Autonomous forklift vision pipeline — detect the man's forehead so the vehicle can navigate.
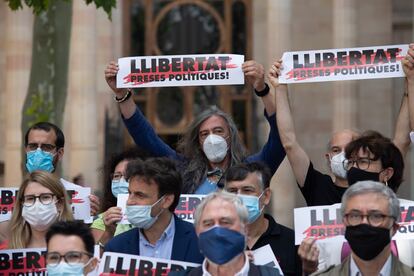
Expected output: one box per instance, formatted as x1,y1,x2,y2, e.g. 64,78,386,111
226,173,260,189
28,129,57,143
345,193,389,212
199,115,228,131
202,198,238,218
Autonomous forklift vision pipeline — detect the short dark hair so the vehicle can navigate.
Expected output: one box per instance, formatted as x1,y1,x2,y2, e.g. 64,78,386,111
24,122,65,149
345,130,404,192
101,147,150,212
46,221,94,255
126,157,182,212
225,162,272,190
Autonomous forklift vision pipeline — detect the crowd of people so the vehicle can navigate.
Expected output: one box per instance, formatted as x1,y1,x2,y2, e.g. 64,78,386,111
1,45,414,276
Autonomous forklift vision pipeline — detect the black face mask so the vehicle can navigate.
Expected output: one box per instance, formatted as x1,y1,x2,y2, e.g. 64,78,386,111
347,167,380,186
345,224,391,261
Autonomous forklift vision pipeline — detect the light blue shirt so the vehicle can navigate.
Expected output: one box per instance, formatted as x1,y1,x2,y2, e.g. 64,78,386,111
139,215,175,259
350,254,392,276
195,178,218,194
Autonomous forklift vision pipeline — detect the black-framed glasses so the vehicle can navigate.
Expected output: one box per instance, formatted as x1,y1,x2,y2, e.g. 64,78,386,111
344,212,393,227
46,251,92,267
26,143,57,153
343,157,377,171
23,193,56,207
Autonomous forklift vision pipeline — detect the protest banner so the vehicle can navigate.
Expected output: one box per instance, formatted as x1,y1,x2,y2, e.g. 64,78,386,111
294,199,414,245
252,244,284,275
0,248,46,275
174,194,206,223
0,188,18,223
98,252,199,276
117,54,245,88
61,179,92,222
117,194,206,224
279,44,408,83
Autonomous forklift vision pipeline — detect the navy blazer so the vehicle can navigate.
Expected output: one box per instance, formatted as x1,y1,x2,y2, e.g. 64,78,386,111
104,215,203,264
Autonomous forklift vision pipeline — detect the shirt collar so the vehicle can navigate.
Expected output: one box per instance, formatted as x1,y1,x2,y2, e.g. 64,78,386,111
349,254,392,276
139,215,175,245
201,253,250,276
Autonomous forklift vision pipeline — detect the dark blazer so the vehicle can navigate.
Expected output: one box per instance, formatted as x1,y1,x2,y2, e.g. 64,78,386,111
104,215,204,264
168,262,282,276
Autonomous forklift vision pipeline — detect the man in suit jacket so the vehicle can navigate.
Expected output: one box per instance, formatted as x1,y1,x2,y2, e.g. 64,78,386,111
312,181,413,276
169,192,282,276
104,157,203,264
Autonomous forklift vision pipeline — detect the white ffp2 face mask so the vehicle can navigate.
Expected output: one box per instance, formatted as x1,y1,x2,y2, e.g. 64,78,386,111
22,200,59,231
330,151,347,179
202,134,228,163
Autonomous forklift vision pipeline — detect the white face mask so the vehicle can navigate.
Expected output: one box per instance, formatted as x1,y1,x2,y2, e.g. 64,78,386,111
202,134,228,163
330,151,347,179
125,196,165,230
22,200,59,231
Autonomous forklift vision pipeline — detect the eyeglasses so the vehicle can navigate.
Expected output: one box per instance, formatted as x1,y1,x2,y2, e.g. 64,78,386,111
344,212,393,227
26,143,57,153
23,193,56,207
343,157,377,171
46,251,92,267
111,172,125,181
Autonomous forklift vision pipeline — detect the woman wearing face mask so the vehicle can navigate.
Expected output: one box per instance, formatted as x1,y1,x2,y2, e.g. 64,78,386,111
6,171,73,249
90,147,148,248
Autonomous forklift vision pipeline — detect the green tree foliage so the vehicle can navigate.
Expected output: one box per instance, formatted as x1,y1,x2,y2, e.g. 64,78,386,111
5,0,115,18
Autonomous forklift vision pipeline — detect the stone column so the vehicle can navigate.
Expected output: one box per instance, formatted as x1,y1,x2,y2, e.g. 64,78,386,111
253,0,296,228
94,4,123,190
332,0,358,131
66,1,98,190
3,6,33,187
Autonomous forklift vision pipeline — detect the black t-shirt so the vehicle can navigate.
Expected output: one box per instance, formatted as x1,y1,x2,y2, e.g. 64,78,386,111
250,214,302,276
299,162,347,206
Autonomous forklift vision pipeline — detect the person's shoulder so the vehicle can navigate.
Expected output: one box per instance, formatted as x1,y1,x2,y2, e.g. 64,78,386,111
394,256,414,275
250,263,283,276
174,216,196,231
168,266,202,276
310,264,342,276
105,227,139,248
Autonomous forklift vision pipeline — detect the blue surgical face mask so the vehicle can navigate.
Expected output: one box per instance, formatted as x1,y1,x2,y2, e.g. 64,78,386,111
111,177,129,197
198,226,245,265
47,262,84,276
26,148,55,173
126,196,165,229
238,192,265,224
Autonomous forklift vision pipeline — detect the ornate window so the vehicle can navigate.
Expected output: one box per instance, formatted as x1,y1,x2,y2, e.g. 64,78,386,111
124,0,253,149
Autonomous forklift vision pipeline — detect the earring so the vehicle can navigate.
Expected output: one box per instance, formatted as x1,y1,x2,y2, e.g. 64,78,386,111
385,180,388,186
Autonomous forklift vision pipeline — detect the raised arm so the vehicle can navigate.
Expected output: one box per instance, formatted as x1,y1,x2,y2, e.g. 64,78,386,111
269,60,310,187
392,88,410,157
105,61,136,119
104,61,178,159
243,60,285,174
404,44,414,149
242,60,275,115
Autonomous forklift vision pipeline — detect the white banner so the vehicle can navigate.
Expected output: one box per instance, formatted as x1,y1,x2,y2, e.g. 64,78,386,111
252,245,283,275
98,252,199,275
61,179,92,222
279,44,408,83
0,247,46,275
294,199,414,245
117,194,206,224
0,188,18,222
117,54,245,88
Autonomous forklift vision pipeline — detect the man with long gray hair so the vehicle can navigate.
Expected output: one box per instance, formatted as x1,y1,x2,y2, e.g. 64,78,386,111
105,60,285,193
312,181,413,275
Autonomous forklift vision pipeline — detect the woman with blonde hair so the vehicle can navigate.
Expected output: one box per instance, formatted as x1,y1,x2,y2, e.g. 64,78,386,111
7,171,73,249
